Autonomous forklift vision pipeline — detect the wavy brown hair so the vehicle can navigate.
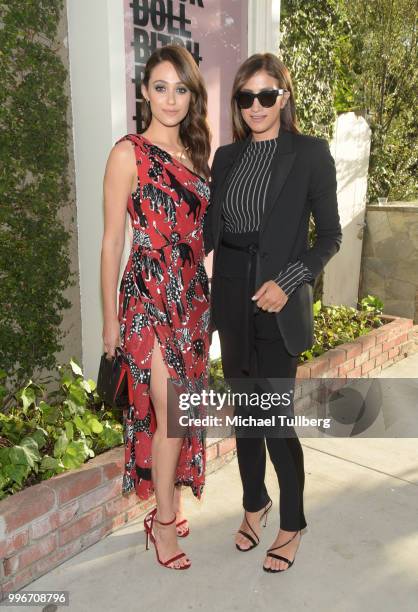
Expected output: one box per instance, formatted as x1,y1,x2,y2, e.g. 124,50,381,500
141,45,211,179
231,53,300,142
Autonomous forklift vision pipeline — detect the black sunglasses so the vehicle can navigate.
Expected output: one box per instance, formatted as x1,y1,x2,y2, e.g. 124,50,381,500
235,88,287,109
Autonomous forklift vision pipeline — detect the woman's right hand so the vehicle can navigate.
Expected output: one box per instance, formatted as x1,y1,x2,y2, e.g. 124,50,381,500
103,316,121,358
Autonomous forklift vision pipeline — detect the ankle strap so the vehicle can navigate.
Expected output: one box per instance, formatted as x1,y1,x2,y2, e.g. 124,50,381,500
154,513,176,526
268,530,300,552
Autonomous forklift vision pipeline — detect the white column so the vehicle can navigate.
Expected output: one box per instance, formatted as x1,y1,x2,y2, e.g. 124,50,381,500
323,113,371,307
248,0,281,56
67,0,128,379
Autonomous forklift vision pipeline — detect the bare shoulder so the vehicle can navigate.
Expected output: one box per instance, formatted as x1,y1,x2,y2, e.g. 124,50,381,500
112,137,137,159
105,138,137,173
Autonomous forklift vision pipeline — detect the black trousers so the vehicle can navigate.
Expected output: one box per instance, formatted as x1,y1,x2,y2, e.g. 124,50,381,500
215,231,307,531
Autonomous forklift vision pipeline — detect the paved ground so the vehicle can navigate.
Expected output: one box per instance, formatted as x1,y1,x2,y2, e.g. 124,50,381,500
375,350,418,378
17,354,418,612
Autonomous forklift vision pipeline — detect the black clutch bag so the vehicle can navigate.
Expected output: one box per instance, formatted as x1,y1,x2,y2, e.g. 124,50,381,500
96,347,129,409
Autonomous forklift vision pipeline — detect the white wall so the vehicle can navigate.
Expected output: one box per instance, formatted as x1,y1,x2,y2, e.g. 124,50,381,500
67,0,128,379
248,0,281,55
323,112,371,307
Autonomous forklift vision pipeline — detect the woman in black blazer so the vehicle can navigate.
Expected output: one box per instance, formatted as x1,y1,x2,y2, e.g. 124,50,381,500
204,53,342,573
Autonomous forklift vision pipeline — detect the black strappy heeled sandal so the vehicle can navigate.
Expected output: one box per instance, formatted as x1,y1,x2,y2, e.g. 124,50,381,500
263,529,301,572
236,500,273,552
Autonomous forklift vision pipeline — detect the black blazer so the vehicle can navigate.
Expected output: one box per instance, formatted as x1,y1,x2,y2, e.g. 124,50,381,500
203,128,343,356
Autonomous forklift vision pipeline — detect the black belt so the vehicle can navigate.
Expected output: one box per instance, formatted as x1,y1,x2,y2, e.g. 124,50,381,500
220,239,259,255
219,237,260,375
220,238,260,312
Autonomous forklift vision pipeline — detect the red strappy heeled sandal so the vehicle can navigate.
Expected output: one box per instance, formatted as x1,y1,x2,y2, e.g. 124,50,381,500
144,508,191,570
263,529,301,573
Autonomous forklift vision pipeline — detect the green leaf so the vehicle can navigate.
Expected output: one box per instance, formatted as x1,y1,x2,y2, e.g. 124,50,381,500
313,300,322,316
64,421,74,441
30,428,47,450
0,473,10,489
9,439,40,468
53,432,68,457
68,382,86,407
39,400,60,424
88,418,103,434
87,378,97,392
40,455,59,471
70,359,83,377
73,415,84,431
4,463,30,486
61,372,73,389
81,379,92,394
20,385,36,411
62,440,89,469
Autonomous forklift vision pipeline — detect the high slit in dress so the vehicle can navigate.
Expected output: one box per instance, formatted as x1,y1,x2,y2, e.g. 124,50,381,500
116,133,211,501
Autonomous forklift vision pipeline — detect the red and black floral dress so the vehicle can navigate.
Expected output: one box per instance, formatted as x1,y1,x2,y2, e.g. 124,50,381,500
116,133,211,501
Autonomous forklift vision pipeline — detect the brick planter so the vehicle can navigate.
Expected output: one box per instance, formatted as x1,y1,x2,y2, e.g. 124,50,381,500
0,438,236,598
295,314,418,380
1,314,417,598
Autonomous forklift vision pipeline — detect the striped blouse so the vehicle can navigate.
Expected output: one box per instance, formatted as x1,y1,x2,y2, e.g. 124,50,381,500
221,136,314,296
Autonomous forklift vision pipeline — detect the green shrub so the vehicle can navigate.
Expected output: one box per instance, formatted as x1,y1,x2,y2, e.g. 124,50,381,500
0,359,123,500
300,294,384,361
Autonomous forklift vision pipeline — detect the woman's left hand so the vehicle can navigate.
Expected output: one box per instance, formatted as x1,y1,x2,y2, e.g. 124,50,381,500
252,281,289,312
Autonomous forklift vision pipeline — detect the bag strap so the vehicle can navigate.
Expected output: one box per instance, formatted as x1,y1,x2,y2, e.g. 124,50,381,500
121,362,134,405
113,357,134,406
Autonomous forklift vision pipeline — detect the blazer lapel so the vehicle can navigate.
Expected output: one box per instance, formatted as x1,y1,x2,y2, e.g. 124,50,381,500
259,129,296,236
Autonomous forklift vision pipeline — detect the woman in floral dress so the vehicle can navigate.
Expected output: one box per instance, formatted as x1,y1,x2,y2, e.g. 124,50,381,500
100,45,211,570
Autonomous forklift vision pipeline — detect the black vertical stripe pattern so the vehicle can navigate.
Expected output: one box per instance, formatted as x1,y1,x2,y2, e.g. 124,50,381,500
222,137,279,233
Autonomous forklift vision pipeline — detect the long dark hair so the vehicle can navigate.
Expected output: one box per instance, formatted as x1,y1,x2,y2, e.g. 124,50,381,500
141,45,211,179
231,53,300,141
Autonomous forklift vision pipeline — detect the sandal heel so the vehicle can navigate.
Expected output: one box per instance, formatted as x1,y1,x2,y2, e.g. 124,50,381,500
263,513,269,528
236,500,273,552
262,501,273,528
143,507,191,570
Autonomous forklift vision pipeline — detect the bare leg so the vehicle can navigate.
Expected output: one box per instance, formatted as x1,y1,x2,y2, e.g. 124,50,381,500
173,484,188,536
150,334,190,568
